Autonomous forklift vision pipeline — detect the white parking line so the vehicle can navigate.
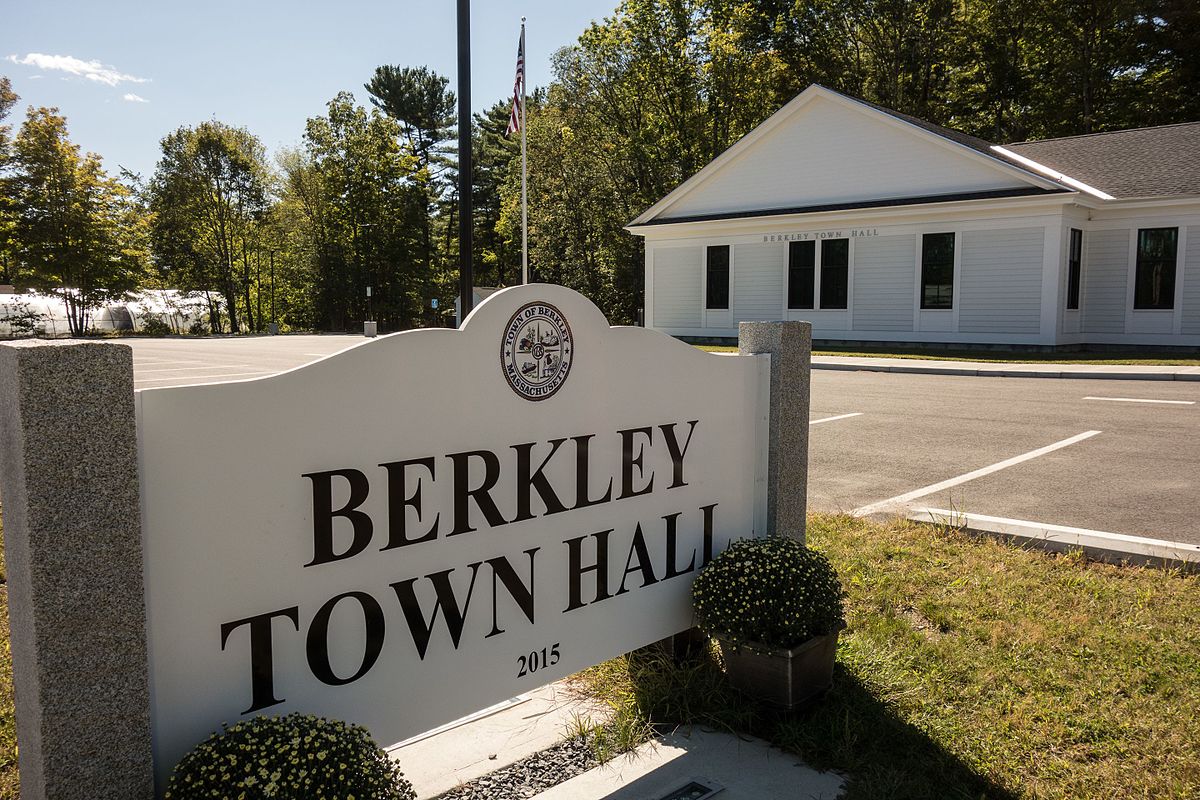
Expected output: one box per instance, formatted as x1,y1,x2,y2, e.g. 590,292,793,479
911,507,1200,565
1084,396,1194,405
810,412,863,425
853,430,1102,516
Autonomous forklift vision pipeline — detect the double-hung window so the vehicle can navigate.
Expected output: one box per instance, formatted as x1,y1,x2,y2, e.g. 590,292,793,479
1066,229,1082,310
920,232,955,310
1133,228,1178,310
787,241,815,309
820,239,849,309
705,245,730,310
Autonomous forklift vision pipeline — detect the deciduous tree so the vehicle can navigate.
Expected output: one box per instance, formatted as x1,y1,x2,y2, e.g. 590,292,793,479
148,121,271,333
10,107,147,335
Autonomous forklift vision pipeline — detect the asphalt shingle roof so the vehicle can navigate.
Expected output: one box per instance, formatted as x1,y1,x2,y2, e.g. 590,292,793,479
851,88,1200,199
1004,123,1200,199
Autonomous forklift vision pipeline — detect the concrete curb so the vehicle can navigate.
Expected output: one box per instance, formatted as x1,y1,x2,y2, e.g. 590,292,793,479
813,360,1200,381
907,508,1200,570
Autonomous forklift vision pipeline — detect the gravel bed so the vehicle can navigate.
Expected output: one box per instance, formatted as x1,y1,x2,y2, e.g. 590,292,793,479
433,734,598,799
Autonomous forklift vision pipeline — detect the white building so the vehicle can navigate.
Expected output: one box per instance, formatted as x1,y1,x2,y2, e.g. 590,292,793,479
627,85,1200,347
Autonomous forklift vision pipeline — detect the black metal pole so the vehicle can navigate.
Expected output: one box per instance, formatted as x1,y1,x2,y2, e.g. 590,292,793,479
457,0,473,326
270,250,275,325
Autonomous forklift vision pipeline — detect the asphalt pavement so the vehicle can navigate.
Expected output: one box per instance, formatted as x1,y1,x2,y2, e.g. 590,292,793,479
118,334,1200,546
809,369,1199,544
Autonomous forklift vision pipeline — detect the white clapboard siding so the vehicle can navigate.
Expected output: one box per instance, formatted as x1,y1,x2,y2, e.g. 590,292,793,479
663,94,1029,219
1083,229,1130,334
734,243,784,323
959,228,1044,334
1182,226,1200,335
852,235,916,330
653,246,703,328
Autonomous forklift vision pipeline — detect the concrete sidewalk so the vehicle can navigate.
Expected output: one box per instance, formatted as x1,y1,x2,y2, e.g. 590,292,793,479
533,728,844,800
812,355,1200,381
391,682,844,800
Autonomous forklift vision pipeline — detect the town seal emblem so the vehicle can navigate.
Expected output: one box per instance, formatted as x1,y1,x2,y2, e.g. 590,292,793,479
501,302,574,401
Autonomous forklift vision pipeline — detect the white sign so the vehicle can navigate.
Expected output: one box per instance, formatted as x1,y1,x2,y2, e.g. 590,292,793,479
137,284,768,785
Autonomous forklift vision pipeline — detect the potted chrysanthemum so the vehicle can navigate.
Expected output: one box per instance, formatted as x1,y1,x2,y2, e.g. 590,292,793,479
692,536,845,709
165,713,415,800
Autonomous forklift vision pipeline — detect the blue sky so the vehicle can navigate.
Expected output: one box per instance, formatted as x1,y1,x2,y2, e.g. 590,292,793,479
3,0,619,180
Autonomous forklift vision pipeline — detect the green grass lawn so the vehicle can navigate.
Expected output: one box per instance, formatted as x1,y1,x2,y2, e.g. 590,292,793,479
578,515,1200,800
1,513,1197,799
695,344,1200,365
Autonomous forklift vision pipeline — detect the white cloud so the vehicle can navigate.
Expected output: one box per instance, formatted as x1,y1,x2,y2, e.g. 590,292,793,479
6,53,149,87
123,93,149,103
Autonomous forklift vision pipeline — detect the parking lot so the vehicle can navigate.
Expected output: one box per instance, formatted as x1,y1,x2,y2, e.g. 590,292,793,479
809,369,1199,545
123,335,1200,546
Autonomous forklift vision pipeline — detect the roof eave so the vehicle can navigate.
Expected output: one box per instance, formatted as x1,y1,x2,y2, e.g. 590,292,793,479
626,188,1077,234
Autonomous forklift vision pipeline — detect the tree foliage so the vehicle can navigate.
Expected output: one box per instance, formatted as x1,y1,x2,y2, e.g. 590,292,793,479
281,92,426,330
365,66,457,314
148,121,271,333
10,107,146,334
0,76,21,284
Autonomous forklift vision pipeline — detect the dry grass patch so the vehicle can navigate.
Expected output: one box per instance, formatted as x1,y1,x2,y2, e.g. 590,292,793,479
0,513,16,800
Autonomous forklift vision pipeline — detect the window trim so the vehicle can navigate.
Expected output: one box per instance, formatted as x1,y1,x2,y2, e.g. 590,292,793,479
787,240,815,310
920,232,955,311
818,238,849,310
704,244,730,311
1066,228,1082,311
1132,227,1178,311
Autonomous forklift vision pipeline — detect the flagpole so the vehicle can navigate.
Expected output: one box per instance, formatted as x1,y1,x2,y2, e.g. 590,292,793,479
457,0,473,324
520,18,528,285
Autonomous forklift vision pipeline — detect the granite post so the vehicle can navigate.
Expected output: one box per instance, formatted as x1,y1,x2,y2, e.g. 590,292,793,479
739,321,812,542
0,341,154,800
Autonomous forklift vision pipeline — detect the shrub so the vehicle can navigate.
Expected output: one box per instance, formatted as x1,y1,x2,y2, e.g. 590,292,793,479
692,536,844,651
164,713,415,800
138,312,173,336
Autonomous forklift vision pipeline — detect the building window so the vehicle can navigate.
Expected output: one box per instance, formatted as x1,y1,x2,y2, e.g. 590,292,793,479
705,245,729,310
820,239,848,309
920,232,955,310
1066,229,1082,310
787,241,815,309
1134,228,1178,310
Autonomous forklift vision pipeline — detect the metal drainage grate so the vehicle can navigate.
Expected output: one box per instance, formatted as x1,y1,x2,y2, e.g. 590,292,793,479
654,777,724,800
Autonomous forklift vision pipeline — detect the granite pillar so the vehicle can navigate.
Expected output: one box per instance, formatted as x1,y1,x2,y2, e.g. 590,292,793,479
738,321,812,542
0,340,154,800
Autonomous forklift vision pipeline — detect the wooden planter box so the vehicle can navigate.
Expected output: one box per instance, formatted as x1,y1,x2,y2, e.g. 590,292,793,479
717,627,841,710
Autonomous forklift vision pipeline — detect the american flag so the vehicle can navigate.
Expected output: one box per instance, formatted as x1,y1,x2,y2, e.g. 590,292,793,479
506,26,525,137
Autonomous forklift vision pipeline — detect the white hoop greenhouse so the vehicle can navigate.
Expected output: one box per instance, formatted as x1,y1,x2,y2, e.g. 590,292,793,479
0,290,216,339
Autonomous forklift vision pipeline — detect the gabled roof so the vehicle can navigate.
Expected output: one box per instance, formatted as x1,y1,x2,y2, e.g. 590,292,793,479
629,85,1073,228
1003,123,1200,199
